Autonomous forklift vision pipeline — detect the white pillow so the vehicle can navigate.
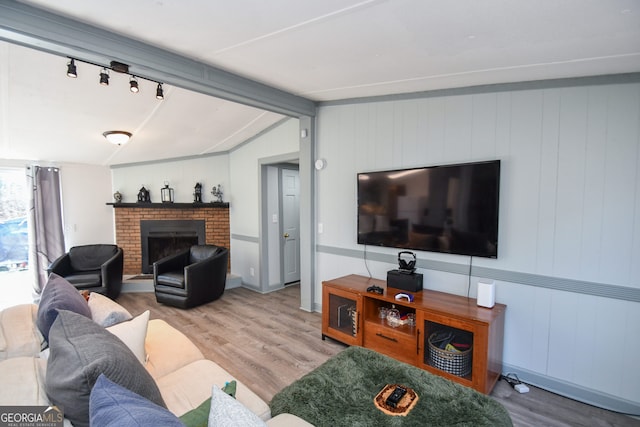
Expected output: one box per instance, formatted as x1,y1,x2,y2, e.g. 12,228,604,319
88,292,133,327
208,385,266,427
106,310,149,365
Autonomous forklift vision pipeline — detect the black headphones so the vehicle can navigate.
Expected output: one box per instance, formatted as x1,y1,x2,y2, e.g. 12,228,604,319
398,251,416,271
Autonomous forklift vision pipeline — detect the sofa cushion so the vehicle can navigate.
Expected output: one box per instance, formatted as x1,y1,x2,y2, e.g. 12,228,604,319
0,356,48,406
68,244,117,272
0,304,44,359
106,310,149,365
90,374,183,427
208,385,266,427
36,273,91,342
45,310,165,427
88,292,132,327
144,319,204,380
155,359,270,420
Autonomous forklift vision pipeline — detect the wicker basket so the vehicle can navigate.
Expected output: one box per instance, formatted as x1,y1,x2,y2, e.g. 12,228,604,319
428,332,472,377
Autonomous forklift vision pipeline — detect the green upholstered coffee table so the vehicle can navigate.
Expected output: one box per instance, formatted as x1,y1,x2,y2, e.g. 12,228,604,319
270,346,512,427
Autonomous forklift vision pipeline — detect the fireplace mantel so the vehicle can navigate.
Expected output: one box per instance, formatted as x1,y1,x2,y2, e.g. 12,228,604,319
107,202,229,209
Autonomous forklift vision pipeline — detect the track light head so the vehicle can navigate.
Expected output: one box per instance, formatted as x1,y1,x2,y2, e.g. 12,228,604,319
66,59,77,78
129,76,139,93
156,83,164,100
99,68,109,86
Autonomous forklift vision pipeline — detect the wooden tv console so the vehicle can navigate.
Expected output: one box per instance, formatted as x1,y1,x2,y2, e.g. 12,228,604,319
321,274,506,394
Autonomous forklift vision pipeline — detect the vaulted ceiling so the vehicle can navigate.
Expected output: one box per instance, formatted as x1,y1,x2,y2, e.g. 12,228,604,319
1,0,639,166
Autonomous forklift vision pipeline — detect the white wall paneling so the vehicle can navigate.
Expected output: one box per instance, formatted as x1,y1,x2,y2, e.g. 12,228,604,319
111,155,229,204
60,163,114,248
314,81,640,411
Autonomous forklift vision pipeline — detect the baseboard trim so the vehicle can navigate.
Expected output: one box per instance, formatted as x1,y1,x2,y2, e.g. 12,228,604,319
502,363,640,416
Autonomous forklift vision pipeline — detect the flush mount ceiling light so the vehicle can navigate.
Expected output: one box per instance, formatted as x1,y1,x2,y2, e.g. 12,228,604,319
66,58,77,78
99,68,109,86
102,131,132,146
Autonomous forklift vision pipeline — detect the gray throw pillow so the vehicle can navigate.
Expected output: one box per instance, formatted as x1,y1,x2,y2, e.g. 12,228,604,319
208,385,266,427
45,310,165,427
36,273,91,342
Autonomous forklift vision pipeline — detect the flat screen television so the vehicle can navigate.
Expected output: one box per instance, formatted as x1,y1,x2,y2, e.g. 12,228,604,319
357,160,500,258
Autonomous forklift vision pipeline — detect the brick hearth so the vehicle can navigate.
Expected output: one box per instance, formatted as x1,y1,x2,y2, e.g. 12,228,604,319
112,204,230,275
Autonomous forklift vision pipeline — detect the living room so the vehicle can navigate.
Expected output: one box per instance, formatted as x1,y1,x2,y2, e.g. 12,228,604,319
1,1,639,424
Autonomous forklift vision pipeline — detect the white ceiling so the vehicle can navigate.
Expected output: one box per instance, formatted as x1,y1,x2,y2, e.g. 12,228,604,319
1,0,639,166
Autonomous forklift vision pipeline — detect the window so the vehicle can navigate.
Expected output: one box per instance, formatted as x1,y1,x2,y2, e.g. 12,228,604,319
0,168,31,308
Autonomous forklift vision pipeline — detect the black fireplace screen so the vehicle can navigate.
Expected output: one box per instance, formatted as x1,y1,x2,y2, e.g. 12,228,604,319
140,220,206,273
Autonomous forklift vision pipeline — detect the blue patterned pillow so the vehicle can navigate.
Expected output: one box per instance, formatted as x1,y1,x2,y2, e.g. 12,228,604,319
90,374,183,427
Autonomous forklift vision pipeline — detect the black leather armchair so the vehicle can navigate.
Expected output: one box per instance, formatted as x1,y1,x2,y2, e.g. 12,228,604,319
47,244,124,299
153,245,228,309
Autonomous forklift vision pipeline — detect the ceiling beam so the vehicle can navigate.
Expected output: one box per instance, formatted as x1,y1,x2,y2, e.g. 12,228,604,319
0,0,316,117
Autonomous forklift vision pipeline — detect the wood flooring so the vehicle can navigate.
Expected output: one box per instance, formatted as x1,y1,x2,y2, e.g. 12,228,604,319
117,284,639,427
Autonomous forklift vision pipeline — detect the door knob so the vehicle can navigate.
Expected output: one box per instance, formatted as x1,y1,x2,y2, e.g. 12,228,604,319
283,233,290,238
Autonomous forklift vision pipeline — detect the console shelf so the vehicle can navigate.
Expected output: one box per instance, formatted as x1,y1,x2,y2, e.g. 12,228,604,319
321,274,506,394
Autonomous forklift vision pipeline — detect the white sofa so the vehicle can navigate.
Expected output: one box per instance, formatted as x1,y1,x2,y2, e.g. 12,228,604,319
0,304,311,426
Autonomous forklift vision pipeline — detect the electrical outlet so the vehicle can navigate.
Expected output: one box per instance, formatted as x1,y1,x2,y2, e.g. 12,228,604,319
249,267,255,277
318,223,323,234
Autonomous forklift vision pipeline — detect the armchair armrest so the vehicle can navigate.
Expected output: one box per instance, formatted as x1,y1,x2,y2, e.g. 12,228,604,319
184,252,218,281
101,248,124,296
184,248,228,293
47,253,72,277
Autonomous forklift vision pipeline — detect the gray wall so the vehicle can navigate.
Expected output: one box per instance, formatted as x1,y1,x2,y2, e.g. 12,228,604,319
313,81,640,412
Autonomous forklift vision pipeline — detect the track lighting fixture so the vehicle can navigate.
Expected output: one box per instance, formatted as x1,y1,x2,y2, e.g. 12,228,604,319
66,59,77,78
103,131,132,146
65,57,164,100
99,68,109,86
129,77,139,93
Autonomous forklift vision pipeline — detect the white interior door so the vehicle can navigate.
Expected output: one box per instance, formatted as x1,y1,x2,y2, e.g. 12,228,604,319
281,168,300,284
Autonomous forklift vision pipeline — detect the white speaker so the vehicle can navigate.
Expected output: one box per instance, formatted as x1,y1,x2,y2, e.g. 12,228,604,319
477,280,495,308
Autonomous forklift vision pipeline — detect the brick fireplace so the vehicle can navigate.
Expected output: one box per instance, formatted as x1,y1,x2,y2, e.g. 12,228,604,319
112,203,230,275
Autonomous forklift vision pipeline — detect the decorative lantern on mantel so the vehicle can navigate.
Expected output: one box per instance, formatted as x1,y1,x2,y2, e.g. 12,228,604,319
161,181,174,203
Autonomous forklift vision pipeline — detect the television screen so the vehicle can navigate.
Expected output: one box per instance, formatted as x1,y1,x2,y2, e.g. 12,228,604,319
357,160,500,258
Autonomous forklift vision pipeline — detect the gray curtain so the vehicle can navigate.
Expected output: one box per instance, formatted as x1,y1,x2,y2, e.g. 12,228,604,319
27,166,65,293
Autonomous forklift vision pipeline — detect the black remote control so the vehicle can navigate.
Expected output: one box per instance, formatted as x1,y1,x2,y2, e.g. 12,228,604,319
385,386,407,408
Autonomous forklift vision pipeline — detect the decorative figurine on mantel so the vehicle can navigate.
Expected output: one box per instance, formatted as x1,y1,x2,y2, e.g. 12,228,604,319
193,183,203,203
211,184,223,203
137,186,151,203
113,191,123,204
